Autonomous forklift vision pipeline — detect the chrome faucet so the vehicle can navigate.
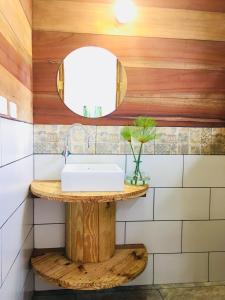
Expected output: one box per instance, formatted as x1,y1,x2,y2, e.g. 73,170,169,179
61,123,90,163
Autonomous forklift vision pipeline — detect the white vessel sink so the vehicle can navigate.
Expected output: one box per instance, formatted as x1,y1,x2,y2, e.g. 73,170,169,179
61,163,124,192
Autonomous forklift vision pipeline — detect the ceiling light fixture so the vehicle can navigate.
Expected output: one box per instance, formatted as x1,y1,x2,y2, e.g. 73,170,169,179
114,0,137,24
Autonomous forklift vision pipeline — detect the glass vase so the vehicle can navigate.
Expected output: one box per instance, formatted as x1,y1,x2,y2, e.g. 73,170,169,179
125,160,149,186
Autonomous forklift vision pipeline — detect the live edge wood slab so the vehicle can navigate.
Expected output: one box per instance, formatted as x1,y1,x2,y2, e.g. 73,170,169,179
30,180,149,290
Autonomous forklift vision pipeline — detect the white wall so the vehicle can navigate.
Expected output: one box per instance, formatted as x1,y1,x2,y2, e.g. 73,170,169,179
0,117,34,300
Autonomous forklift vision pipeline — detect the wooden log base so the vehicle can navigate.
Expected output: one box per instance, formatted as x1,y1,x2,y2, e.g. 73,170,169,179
31,245,148,290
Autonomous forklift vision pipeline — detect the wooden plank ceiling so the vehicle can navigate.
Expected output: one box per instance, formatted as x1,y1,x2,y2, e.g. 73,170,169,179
33,0,225,126
0,0,32,123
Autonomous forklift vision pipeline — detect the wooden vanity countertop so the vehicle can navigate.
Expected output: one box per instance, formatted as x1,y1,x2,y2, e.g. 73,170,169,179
30,180,148,203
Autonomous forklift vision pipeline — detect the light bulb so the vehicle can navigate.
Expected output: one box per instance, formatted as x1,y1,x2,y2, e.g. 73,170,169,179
114,0,137,24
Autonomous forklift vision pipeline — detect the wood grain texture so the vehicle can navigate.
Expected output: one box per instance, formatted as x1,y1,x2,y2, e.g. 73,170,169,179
66,203,84,263
0,0,32,56
30,180,149,203
0,32,32,90
63,0,225,13
0,0,32,123
0,10,31,72
32,0,225,126
31,245,148,290
83,203,99,263
98,202,115,262
65,202,115,263
19,0,32,25
33,62,225,94
33,32,225,71
33,1,225,42
33,93,225,126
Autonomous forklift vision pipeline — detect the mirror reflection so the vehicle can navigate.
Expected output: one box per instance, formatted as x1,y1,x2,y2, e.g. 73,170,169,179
57,46,127,118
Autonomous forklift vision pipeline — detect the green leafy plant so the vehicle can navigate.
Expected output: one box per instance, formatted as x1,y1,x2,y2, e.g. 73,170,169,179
121,117,157,185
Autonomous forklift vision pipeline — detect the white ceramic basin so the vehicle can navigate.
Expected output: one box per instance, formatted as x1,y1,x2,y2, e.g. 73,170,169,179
61,163,124,192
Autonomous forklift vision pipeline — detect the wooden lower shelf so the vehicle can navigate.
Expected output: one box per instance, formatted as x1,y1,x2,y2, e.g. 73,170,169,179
31,244,148,290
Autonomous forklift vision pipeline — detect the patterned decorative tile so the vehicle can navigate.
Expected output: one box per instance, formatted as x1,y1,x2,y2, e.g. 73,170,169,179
143,141,155,155
189,128,212,154
34,125,96,154
120,137,154,155
96,126,122,154
212,128,225,154
155,128,189,155
68,125,96,154
201,128,212,154
189,128,201,154
34,125,225,155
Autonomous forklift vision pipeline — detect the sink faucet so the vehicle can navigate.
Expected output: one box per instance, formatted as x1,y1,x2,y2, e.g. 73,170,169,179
61,123,91,164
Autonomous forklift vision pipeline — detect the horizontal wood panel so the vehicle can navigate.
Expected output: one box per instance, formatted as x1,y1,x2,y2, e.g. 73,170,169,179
33,62,225,94
19,0,32,26
33,31,225,70
33,1,225,126
33,93,225,126
69,0,225,13
0,0,32,56
0,0,32,123
126,68,225,94
0,64,33,122
0,32,32,90
0,9,31,67
33,1,225,42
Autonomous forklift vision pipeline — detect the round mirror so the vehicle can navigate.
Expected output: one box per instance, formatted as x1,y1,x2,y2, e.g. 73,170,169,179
57,46,127,118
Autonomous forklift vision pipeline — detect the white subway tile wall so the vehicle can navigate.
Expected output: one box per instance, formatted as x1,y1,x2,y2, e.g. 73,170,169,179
116,189,153,221
2,198,33,281
183,221,225,252
34,198,65,224
183,156,225,187
0,117,33,298
0,231,34,300
210,189,225,220
154,188,210,220
154,253,208,284
34,224,65,249
33,125,225,290
209,252,225,282
0,156,33,226
1,118,33,166
127,155,183,187
126,221,181,253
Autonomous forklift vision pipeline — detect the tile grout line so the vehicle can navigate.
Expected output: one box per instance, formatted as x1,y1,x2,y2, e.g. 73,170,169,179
208,252,210,282
181,220,183,253
1,226,33,286
153,188,155,221
0,153,33,169
182,154,184,187
0,196,31,230
152,253,155,285
209,188,212,220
